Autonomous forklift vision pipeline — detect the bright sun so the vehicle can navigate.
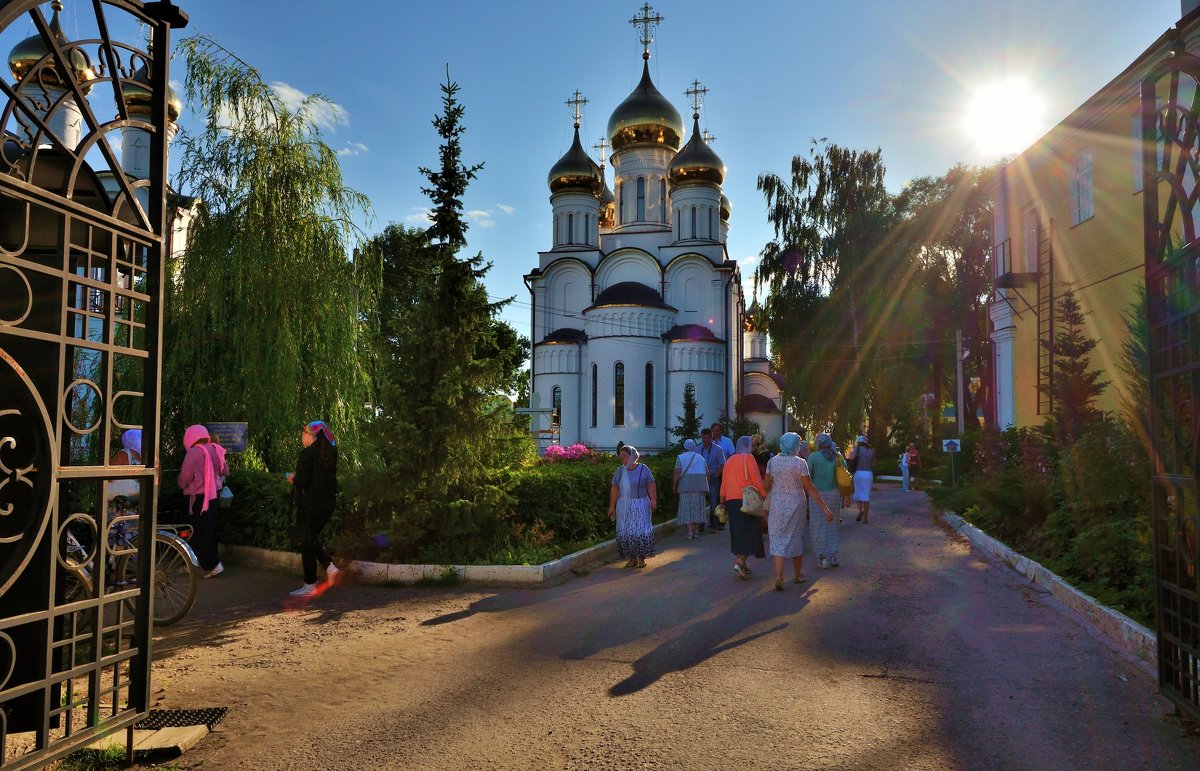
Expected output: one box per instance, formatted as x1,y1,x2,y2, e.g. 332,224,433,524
962,80,1046,158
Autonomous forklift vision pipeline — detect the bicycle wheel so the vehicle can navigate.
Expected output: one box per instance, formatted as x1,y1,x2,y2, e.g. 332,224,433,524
118,533,199,627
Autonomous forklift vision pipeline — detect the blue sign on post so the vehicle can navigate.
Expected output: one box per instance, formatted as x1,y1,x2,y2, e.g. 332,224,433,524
205,422,248,452
942,439,961,453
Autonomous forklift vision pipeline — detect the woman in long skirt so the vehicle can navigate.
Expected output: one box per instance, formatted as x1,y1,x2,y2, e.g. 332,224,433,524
673,439,709,539
805,433,844,569
764,432,836,590
720,435,766,579
608,445,657,568
848,435,876,523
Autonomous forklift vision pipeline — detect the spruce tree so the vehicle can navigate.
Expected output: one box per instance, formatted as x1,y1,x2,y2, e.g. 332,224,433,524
367,72,529,552
671,383,703,447
1039,288,1108,442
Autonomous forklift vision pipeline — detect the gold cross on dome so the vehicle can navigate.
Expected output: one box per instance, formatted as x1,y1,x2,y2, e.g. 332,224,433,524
565,90,589,127
702,129,716,145
593,136,609,167
630,3,664,56
685,79,708,117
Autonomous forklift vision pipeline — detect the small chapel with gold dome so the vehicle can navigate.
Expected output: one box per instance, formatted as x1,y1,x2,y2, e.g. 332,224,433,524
525,5,787,451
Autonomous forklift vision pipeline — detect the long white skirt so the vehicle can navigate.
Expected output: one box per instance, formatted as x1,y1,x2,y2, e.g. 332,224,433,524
852,470,873,502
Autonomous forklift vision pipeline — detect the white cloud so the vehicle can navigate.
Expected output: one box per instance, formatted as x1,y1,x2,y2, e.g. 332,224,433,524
336,141,369,157
270,81,349,131
466,209,495,228
496,203,516,216
403,208,433,225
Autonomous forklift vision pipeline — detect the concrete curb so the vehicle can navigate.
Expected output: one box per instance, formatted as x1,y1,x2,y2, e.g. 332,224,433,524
221,517,678,587
940,511,1156,667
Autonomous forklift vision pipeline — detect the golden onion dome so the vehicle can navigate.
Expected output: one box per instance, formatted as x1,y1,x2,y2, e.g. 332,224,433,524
599,177,614,205
548,124,603,195
607,58,683,152
669,115,726,187
121,62,182,123
8,1,95,90
720,192,731,221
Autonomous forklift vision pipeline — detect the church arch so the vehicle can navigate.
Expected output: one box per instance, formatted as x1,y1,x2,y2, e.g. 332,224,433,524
595,248,661,292
665,254,715,326
543,260,591,332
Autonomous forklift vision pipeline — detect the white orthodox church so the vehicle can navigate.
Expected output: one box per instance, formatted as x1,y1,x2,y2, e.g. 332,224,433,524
525,9,787,451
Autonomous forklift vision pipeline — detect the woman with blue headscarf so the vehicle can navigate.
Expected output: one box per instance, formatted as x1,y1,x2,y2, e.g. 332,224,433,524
805,433,846,569
719,436,767,579
673,439,709,540
608,444,657,568
764,432,836,589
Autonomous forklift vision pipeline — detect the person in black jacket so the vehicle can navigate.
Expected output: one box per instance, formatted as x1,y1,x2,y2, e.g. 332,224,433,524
286,420,340,596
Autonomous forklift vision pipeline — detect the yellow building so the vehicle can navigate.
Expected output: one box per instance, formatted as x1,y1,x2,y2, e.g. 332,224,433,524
990,2,1200,428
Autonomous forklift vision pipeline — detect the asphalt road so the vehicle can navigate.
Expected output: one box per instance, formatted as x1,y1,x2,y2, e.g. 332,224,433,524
150,487,1199,770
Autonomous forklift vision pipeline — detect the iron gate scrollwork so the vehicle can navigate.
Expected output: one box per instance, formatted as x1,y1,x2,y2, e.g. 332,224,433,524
1143,30,1200,724
0,1,186,768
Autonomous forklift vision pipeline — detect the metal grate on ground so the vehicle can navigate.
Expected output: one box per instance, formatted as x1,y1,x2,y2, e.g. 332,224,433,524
135,707,229,731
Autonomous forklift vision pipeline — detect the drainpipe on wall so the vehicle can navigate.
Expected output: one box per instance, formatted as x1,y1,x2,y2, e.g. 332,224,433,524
723,267,734,419
523,274,535,408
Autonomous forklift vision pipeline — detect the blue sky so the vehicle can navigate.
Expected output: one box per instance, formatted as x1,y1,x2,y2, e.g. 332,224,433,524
5,0,1185,334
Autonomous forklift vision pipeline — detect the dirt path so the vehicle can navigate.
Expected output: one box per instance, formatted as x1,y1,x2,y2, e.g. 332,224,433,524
148,488,1198,770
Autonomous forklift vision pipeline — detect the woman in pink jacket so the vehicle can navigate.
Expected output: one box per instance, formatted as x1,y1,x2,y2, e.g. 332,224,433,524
177,424,229,578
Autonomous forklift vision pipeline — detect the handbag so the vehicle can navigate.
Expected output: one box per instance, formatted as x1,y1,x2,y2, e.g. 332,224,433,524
218,483,234,509
739,457,766,517
835,455,854,497
715,502,728,524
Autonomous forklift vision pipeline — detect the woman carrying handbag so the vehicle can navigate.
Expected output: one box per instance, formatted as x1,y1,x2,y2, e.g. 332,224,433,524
719,436,766,580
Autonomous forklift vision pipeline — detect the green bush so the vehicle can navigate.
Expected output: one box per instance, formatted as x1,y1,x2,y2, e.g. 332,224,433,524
941,415,1155,627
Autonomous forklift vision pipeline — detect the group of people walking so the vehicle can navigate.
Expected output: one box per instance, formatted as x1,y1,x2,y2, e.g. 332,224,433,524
608,424,884,589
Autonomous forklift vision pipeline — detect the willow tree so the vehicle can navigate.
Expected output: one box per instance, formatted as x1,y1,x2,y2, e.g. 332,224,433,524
164,36,374,468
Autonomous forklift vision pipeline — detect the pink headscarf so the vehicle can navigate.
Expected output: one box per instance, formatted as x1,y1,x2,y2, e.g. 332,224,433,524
180,424,221,513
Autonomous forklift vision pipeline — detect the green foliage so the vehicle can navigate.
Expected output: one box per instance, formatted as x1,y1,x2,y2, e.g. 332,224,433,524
939,416,1154,626
165,36,375,469
59,744,127,771
1119,285,1150,444
670,382,703,447
719,407,761,444
1038,287,1109,443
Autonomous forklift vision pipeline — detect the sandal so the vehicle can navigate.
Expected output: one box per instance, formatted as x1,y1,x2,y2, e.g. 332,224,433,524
624,558,638,568
794,575,807,583
635,559,647,568
734,562,749,580
774,579,784,591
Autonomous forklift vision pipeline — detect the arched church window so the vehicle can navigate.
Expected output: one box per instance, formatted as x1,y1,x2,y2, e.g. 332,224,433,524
645,362,654,426
691,206,697,238
709,207,715,239
552,386,562,426
591,363,598,427
675,210,681,240
584,214,590,244
618,182,624,225
659,179,667,223
636,177,646,221
614,362,625,426
567,212,574,245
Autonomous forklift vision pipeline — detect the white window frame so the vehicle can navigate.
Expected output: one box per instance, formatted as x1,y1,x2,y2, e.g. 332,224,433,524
1071,148,1094,226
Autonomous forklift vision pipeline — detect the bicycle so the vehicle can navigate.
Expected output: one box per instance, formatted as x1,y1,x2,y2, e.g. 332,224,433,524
61,495,200,627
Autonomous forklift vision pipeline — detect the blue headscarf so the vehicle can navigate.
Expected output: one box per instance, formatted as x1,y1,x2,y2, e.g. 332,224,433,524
779,432,801,457
816,432,836,462
307,420,336,446
736,435,753,454
683,439,697,452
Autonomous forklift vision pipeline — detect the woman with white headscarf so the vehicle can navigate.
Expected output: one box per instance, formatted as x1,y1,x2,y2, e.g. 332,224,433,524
673,439,709,540
106,429,143,503
764,432,835,589
608,445,657,568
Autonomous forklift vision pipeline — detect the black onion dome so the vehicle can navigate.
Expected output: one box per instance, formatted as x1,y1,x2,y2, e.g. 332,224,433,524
607,60,684,152
548,125,603,195
542,327,588,343
600,178,615,205
669,116,725,187
741,393,780,414
661,324,721,343
586,281,672,310
720,192,732,221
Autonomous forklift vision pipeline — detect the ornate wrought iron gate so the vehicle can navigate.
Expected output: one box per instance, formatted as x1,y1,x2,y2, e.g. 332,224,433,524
0,1,186,767
1143,32,1200,724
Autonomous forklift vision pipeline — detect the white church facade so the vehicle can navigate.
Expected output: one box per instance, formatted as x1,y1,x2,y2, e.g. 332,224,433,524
525,8,786,451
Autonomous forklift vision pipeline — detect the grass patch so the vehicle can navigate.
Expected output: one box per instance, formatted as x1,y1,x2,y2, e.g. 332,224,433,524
58,744,126,771
412,567,461,588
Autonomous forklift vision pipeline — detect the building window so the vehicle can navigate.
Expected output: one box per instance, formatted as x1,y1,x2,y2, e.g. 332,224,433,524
675,210,681,239
1131,113,1143,194
659,179,667,223
614,362,625,426
644,362,654,426
567,212,574,244
584,214,590,244
709,207,715,238
636,177,646,221
691,206,697,238
552,386,562,426
1022,207,1039,274
591,363,597,427
1071,148,1094,225
618,182,624,225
